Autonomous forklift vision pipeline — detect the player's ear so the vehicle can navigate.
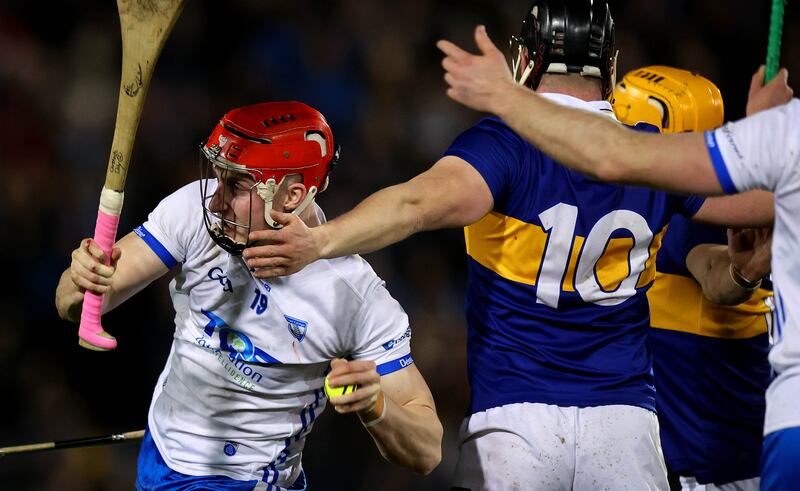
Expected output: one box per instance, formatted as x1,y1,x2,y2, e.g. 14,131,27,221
282,182,308,212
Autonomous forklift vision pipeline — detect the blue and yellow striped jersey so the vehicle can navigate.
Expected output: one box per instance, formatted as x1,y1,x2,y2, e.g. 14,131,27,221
444,100,704,415
648,214,772,484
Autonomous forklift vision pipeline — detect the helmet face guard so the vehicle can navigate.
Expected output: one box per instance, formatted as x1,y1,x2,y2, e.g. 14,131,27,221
613,66,724,133
200,150,261,255
199,101,339,255
510,0,616,100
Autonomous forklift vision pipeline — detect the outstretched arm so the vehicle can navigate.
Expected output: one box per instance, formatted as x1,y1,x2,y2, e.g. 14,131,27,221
326,359,443,475
55,232,169,322
437,25,793,196
243,156,493,278
693,191,774,228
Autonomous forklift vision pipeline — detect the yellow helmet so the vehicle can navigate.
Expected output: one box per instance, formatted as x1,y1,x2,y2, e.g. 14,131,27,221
613,66,723,134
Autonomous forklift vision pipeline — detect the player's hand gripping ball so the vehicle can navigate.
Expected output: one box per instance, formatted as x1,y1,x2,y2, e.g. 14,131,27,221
324,375,359,398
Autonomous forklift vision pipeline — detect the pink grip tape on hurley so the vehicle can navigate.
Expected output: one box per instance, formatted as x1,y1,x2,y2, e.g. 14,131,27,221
78,207,121,351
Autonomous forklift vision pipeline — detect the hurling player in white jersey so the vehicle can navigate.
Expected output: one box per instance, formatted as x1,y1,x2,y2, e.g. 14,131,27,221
438,25,797,491
55,102,443,490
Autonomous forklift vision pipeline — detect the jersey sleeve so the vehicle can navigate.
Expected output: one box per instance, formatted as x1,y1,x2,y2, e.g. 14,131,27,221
671,193,706,217
442,117,526,206
348,278,414,376
134,180,209,268
705,99,800,194
656,215,727,277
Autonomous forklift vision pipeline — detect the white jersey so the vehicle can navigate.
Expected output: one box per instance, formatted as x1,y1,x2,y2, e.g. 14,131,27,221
705,98,800,435
132,180,414,486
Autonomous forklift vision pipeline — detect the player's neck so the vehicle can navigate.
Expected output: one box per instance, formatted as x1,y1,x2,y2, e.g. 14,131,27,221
536,74,603,102
290,203,321,228
303,207,321,228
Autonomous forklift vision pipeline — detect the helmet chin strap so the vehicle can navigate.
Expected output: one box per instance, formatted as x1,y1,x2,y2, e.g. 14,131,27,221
255,178,318,229
512,45,534,86
608,50,619,102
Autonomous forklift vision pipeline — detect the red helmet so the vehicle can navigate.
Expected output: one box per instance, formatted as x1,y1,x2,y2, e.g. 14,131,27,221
203,101,338,189
200,102,339,254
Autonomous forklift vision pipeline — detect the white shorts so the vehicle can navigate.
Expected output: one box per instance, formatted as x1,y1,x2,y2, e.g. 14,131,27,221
452,402,668,491
679,476,760,491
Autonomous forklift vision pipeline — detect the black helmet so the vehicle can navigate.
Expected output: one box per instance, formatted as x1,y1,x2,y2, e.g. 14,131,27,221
511,0,616,99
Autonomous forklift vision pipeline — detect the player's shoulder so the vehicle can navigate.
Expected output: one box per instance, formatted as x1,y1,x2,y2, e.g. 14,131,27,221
312,254,383,302
450,115,524,146
290,206,385,301
462,116,543,163
734,98,800,131
786,97,800,114
158,179,208,210
470,116,521,139
768,98,800,128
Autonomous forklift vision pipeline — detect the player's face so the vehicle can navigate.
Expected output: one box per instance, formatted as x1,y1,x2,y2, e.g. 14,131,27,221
209,166,261,244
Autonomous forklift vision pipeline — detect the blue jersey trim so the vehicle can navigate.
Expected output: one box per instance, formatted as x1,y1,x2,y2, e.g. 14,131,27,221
704,131,738,195
774,290,785,342
134,225,178,269
377,354,414,376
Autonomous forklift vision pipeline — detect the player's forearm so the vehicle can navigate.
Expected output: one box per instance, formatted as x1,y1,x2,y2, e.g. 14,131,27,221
363,397,443,475
699,252,757,306
315,183,430,259
693,191,775,228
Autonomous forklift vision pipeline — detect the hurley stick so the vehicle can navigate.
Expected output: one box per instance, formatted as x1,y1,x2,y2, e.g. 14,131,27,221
1,430,145,457
79,0,185,351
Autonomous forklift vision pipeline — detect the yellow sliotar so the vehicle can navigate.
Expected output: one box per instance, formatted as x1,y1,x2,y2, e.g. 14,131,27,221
324,375,359,398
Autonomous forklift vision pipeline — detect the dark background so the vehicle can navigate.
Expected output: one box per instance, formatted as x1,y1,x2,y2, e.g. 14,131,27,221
0,1,797,489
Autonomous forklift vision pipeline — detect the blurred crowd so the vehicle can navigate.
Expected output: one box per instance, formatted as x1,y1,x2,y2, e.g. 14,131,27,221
0,1,797,489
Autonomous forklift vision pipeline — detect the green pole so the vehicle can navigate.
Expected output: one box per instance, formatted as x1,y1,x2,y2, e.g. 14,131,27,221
765,0,786,82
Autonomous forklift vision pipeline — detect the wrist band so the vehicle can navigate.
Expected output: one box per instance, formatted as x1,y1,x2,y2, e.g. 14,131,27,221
360,392,387,429
729,263,762,290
